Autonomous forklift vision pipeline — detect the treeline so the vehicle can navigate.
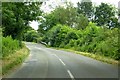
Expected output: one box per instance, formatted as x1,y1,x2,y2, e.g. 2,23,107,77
42,23,119,60
38,1,119,34
37,1,119,60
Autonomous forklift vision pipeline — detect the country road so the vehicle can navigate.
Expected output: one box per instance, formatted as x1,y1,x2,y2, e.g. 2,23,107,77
5,42,118,79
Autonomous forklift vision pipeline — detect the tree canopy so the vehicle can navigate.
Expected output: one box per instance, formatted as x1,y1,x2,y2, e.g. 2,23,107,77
2,2,42,40
94,3,115,27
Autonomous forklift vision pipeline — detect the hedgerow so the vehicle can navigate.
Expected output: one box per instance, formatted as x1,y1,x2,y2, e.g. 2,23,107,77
43,23,119,60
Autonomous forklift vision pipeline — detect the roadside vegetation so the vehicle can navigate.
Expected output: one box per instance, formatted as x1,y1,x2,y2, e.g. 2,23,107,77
23,28,41,43
2,36,21,58
0,28,2,77
1,2,42,75
1,1,119,76
42,23,119,63
1,36,29,75
37,1,119,63
54,48,118,65
22,1,119,63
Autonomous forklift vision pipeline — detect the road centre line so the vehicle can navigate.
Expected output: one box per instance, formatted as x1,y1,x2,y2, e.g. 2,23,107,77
51,54,66,66
51,54,75,80
67,70,75,80
59,58,66,66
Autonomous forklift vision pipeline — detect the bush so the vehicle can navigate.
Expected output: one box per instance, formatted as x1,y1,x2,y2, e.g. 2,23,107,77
23,30,39,43
43,23,119,60
65,31,78,43
2,36,20,58
59,42,65,48
37,37,43,43
0,28,2,59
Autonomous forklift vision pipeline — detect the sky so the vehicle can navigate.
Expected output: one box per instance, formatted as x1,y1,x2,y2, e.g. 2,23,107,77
30,0,120,30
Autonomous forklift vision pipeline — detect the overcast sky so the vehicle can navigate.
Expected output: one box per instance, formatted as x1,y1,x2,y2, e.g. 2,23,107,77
30,0,120,30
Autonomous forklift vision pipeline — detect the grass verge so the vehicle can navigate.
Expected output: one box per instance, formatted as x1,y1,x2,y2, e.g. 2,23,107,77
52,47,119,65
2,43,29,76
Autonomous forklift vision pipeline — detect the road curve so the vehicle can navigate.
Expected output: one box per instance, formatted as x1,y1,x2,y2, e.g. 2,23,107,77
5,42,118,79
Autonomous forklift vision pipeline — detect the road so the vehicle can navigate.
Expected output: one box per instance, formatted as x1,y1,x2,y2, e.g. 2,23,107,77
5,42,118,79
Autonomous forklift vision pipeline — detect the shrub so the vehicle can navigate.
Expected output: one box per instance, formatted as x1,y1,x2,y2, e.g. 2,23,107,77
65,31,78,44
43,23,119,60
59,42,65,48
23,30,39,42
0,28,2,58
2,36,20,58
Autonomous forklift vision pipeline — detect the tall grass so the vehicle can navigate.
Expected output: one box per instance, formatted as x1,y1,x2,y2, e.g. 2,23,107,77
2,44,29,75
0,28,2,77
1,36,29,75
2,36,21,58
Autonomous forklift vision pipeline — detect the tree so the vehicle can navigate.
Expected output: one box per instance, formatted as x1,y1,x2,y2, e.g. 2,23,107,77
108,17,119,28
75,14,89,30
38,3,77,34
23,30,39,42
77,0,93,21
94,3,115,26
2,2,42,41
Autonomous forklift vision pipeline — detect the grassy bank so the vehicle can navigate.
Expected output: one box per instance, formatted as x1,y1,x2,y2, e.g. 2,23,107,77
53,47,119,65
2,44,29,75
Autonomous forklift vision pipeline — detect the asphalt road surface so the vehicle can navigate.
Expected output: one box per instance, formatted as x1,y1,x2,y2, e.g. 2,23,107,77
5,42,118,79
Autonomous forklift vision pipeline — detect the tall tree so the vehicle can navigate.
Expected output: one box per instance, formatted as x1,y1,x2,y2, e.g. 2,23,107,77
75,14,89,30
77,0,93,21
2,2,42,40
94,3,115,27
38,4,77,34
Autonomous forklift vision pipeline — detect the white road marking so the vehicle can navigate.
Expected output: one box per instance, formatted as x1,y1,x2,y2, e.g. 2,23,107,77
52,54,59,58
67,70,75,80
59,59,66,66
51,54,75,80
51,54,66,66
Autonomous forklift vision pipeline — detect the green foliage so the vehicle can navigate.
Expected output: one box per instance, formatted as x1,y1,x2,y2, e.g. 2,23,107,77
2,43,29,75
77,0,93,20
37,37,43,43
23,30,39,43
2,36,21,57
43,23,119,60
42,24,75,47
38,3,91,35
2,2,42,40
38,4,83,34
0,28,2,58
94,3,115,27
65,31,78,44
75,14,89,30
